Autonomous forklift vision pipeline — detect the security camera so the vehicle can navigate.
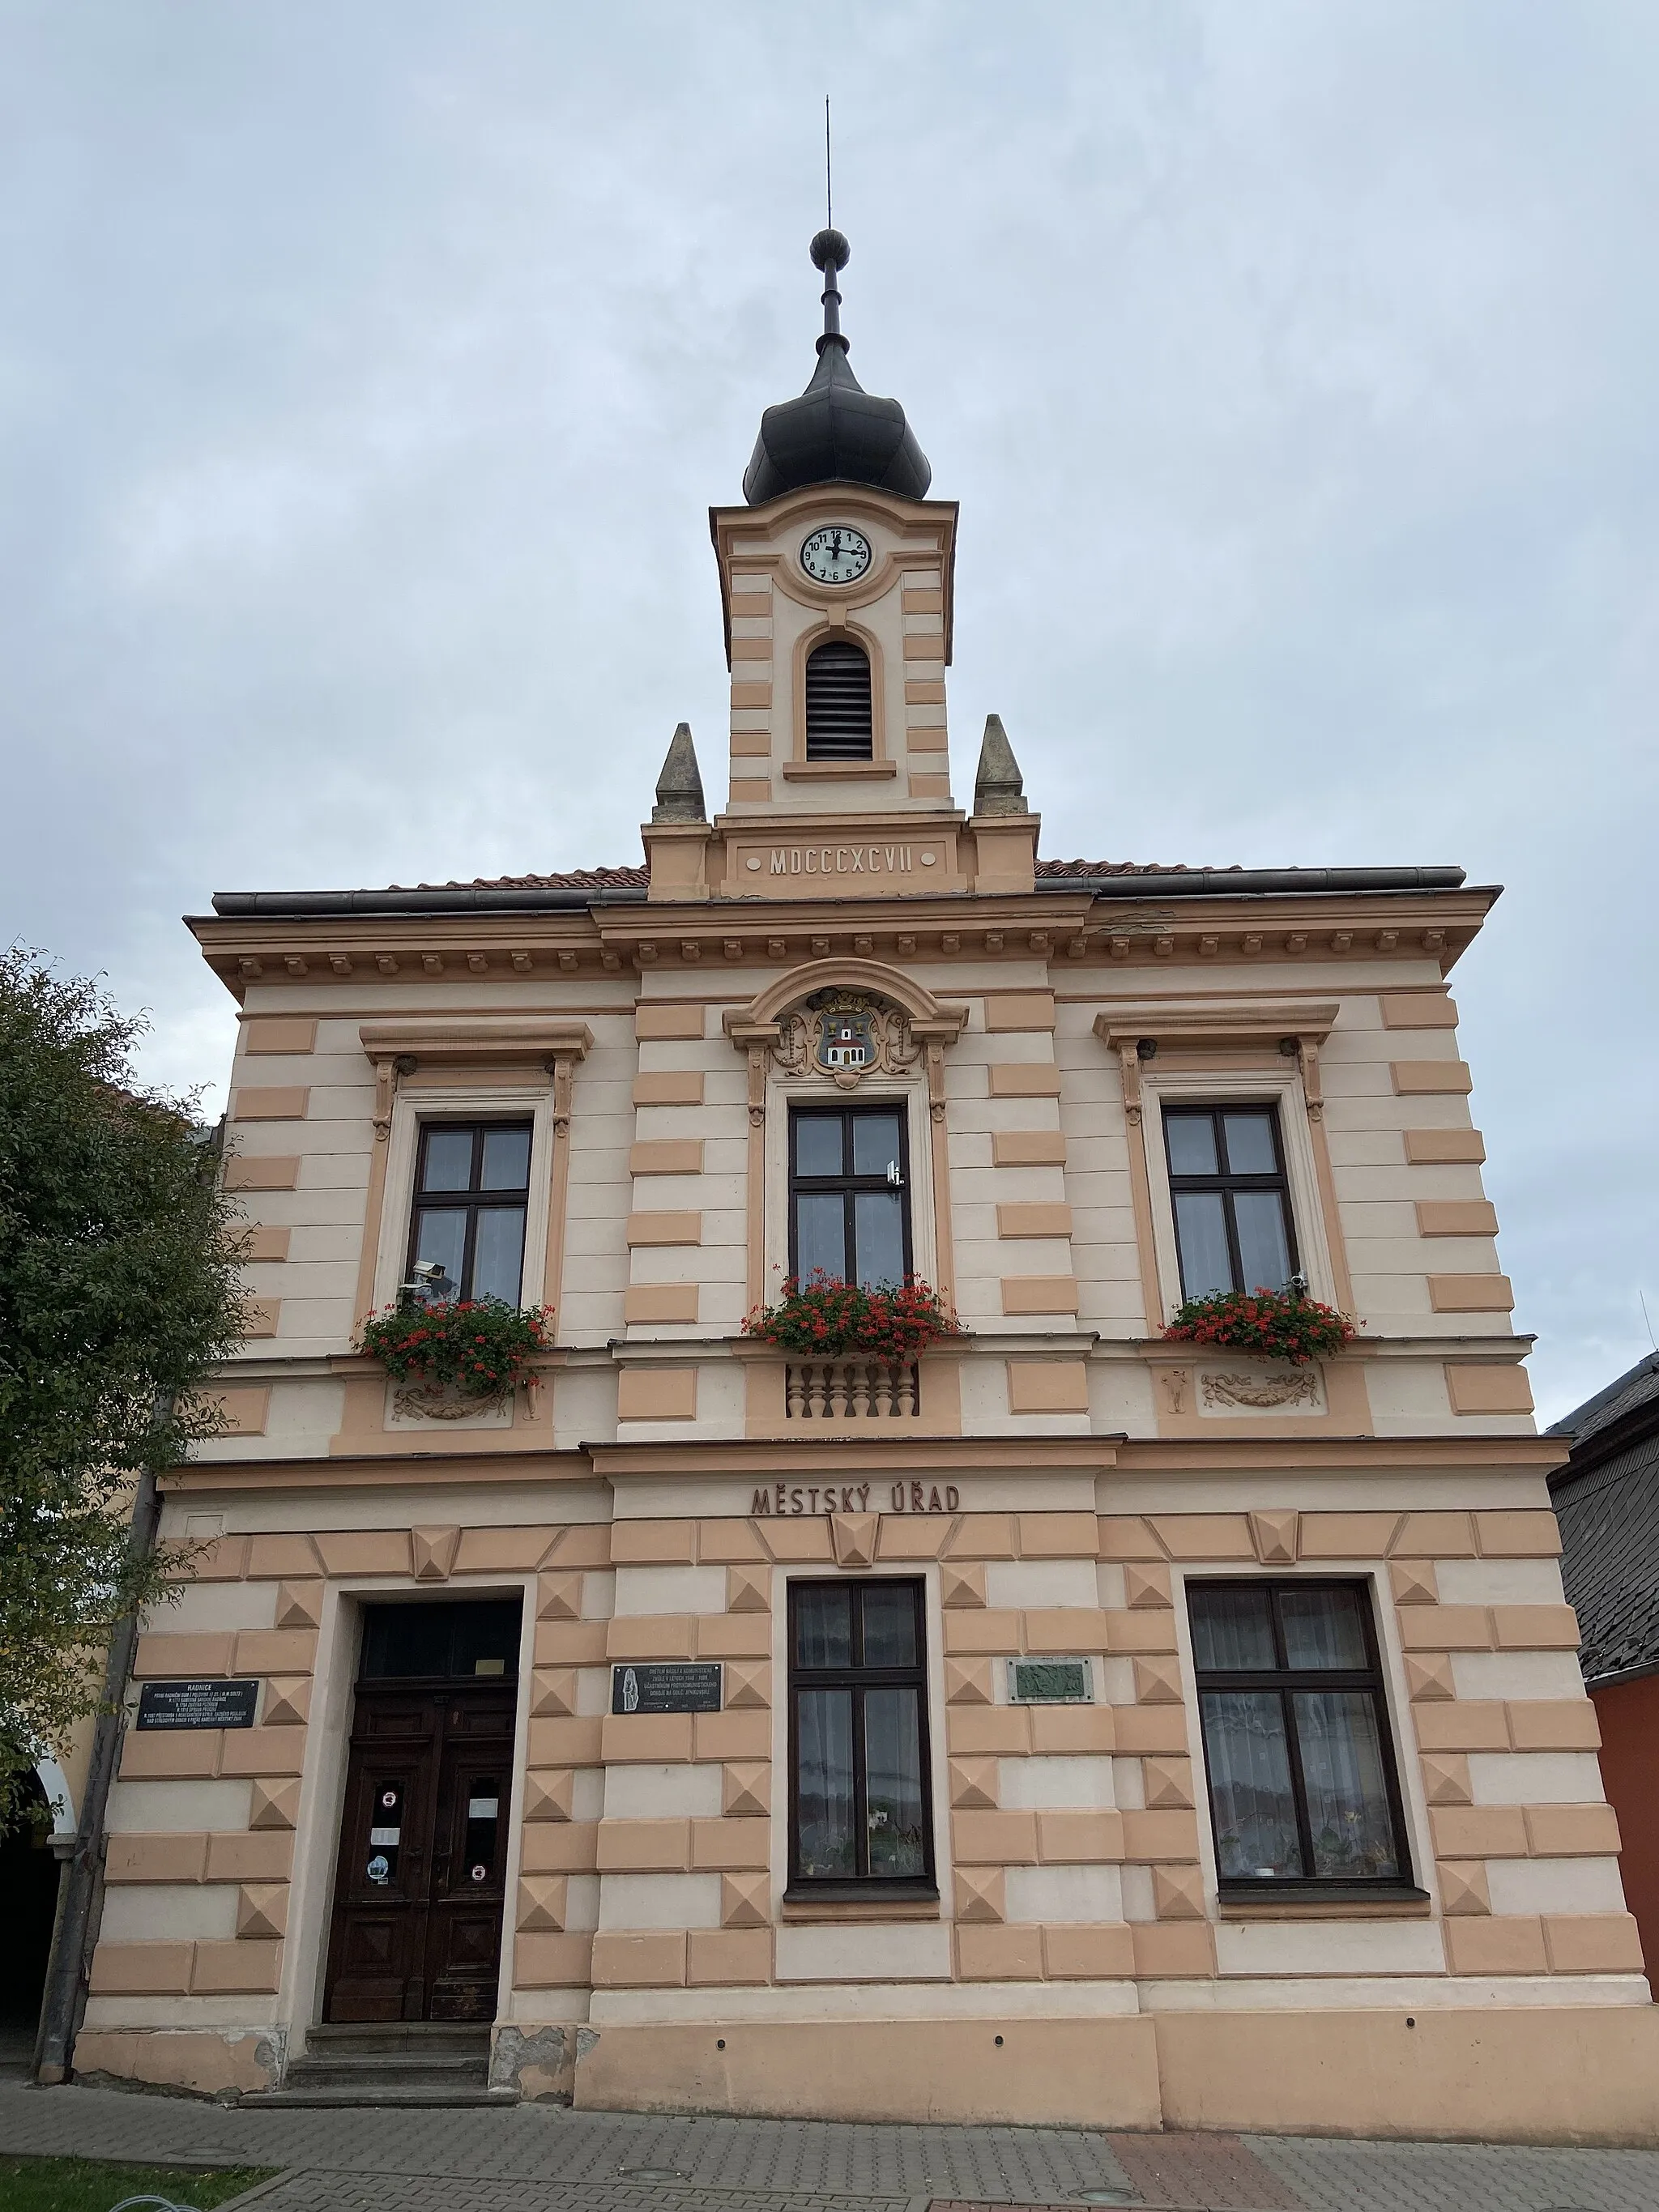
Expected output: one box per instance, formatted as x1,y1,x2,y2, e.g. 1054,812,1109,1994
397,1258,451,1309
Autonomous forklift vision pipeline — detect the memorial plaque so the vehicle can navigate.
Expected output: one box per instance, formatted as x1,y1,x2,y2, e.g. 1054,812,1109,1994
1008,1657,1093,1706
135,1678,261,1731
611,1662,723,1715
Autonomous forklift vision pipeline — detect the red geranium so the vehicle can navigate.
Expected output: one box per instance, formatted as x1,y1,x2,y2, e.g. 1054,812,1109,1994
1162,1285,1356,1366
743,1273,956,1362
358,1298,552,1398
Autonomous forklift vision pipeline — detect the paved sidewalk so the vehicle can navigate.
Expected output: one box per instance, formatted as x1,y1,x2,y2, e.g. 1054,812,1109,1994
2,2080,1657,2212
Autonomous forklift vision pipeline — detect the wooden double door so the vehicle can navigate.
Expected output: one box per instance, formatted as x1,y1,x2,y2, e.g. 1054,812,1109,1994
323,1680,515,2022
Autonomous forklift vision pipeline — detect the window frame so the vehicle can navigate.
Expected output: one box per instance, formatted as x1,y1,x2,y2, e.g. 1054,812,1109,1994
787,1101,915,1289
1187,1575,1422,1902
1162,1101,1299,1301
786,1576,936,1903
404,1118,535,1306
1136,1066,1340,1319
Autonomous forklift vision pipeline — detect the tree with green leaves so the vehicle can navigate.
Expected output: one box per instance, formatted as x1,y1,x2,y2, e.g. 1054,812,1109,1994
0,949,247,1832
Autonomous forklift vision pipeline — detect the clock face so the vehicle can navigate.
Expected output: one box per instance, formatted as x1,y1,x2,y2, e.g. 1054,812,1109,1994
800,525,873,586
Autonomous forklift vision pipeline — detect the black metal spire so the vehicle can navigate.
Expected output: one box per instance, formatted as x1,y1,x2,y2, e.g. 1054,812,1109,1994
812,224,849,352
741,231,932,507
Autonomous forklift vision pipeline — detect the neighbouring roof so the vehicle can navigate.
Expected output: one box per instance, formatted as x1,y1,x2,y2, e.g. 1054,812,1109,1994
1549,1353,1659,1683
1547,1352,1659,1450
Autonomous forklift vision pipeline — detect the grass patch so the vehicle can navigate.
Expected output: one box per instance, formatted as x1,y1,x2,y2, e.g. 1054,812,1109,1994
0,2159,277,2212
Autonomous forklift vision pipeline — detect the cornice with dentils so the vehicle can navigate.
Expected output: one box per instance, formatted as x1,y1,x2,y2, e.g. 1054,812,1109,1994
186,878,1499,1002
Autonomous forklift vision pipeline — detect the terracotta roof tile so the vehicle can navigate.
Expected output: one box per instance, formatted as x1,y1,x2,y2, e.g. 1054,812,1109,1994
1034,859,1235,878
399,866,651,892
389,859,1196,893
394,860,1209,893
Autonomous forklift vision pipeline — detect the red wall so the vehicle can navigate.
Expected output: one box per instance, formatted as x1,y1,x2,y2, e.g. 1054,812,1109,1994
1593,1672,1659,1980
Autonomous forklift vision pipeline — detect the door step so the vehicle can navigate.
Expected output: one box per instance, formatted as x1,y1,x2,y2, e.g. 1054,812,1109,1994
240,2086,518,2108
242,2024,515,2107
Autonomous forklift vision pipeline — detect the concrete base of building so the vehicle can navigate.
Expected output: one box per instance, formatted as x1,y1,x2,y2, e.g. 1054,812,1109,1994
1149,2006,1659,2143
75,2027,280,2102
70,2006,1659,2143
569,2007,1659,2146
574,2014,1162,2129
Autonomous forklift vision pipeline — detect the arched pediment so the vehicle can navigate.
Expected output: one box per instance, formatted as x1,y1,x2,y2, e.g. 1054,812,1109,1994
726,958,966,1039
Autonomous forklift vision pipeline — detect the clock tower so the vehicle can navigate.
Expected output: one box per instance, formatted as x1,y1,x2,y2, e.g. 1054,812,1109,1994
709,230,962,820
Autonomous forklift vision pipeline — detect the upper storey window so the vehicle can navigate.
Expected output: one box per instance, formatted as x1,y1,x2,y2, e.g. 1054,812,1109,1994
407,1121,531,1304
1163,1105,1297,1298
791,1105,910,1287
804,638,873,760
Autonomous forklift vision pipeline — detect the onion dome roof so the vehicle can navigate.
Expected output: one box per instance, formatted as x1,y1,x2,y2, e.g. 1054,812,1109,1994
742,229,932,506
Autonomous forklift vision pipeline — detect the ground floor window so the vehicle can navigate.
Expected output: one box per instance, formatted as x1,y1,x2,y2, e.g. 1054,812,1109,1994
787,1577,935,1899
1188,1578,1417,1895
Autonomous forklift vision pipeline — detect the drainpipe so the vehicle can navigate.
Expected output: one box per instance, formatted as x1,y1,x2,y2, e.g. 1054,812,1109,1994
34,1426,167,2084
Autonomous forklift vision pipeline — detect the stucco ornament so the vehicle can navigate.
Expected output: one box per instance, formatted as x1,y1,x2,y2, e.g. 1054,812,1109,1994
771,989,923,1092
1157,1368,1191,1415
1200,1367,1322,1411
390,1379,507,1421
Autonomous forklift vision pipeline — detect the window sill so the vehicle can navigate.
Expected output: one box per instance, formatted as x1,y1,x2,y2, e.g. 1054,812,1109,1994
780,760,898,780
1218,1885,1431,1920
781,1886,940,1923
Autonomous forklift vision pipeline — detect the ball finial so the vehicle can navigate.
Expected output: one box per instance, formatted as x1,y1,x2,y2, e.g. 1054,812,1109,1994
810,228,850,273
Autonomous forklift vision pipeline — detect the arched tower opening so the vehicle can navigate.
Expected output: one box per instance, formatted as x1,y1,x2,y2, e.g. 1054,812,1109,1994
804,637,873,760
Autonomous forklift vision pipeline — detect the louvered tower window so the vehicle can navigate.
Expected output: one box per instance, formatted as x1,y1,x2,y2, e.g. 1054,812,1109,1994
804,638,873,760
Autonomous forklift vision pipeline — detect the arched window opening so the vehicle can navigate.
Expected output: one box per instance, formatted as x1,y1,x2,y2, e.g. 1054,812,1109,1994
804,638,873,760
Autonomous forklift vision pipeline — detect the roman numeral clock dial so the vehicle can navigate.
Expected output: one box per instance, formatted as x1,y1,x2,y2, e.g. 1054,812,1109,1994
800,525,872,585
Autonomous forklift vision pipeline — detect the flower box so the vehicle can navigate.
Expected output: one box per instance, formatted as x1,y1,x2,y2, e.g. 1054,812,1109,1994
742,1274,957,1363
356,1298,553,1404
1162,1287,1357,1366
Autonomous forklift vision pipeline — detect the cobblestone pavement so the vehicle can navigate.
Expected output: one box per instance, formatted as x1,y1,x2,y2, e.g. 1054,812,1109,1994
2,2081,1657,2212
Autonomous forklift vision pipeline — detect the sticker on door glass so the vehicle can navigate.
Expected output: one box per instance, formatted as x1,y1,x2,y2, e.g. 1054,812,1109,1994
367,1782,403,1882
463,1775,500,1882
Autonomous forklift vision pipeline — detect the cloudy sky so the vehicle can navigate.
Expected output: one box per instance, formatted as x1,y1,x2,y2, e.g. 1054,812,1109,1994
4,2,1655,1421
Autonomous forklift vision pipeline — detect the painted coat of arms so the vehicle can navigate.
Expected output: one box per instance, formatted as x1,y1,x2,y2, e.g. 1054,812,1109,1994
772,990,921,1092
817,1003,875,1072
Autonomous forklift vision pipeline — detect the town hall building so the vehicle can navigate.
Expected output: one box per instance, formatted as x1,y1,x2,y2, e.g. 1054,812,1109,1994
75,231,1656,2138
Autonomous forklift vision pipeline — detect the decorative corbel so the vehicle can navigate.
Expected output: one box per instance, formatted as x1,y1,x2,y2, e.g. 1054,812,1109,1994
725,1019,783,1127
1294,1037,1323,1122
925,1042,947,1124
910,1016,964,1127
1117,1042,1144,1127
372,1055,415,1143
546,1051,578,1136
